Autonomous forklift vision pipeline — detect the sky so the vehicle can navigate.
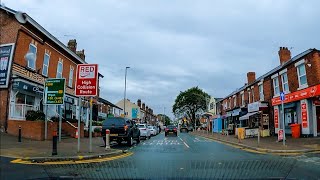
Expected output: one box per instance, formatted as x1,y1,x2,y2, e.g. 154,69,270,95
3,0,319,118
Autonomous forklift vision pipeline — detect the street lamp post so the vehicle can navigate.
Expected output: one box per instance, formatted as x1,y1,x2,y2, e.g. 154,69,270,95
123,67,130,117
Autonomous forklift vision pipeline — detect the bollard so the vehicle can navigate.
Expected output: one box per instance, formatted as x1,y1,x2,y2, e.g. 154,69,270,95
18,126,21,142
105,129,110,150
52,130,58,155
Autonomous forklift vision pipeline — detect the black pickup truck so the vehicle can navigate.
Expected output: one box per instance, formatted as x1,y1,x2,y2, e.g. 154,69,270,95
102,117,140,146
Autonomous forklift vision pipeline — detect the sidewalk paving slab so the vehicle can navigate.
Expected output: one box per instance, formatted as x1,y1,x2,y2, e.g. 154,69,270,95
0,132,123,162
192,131,320,154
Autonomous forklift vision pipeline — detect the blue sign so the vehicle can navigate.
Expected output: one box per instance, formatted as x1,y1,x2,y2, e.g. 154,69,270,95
280,92,285,101
132,108,138,119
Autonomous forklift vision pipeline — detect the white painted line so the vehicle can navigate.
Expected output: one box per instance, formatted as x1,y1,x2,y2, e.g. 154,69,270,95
178,136,190,148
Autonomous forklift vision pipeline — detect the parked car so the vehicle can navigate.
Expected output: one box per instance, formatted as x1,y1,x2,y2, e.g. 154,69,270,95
148,126,157,136
138,124,151,139
165,125,178,136
180,125,188,133
102,117,140,146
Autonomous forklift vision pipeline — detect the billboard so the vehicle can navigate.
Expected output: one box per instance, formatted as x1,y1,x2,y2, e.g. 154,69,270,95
0,43,15,88
75,64,98,96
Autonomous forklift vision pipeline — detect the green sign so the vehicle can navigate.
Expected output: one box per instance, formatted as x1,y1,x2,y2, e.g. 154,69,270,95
44,78,65,105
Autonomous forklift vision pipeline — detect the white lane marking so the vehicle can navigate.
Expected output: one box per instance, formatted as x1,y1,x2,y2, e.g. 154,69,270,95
178,136,190,148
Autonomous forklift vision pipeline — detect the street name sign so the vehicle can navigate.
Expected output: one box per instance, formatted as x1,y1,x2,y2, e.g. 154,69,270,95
75,64,98,96
44,78,65,105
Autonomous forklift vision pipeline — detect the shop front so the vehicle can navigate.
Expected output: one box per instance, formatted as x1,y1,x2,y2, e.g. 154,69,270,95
237,102,269,138
272,84,320,137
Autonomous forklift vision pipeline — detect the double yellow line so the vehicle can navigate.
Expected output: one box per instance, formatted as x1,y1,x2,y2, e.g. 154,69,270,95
10,152,133,165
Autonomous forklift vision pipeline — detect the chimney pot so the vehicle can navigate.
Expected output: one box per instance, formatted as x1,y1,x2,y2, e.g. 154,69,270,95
76,49,85,61
137,99,141,108
67,39,77,53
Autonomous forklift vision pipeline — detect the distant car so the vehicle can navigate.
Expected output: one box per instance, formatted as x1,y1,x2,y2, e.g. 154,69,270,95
102,117,140,146
148,126,157,136
180,125,188,133
165,125,177,136
138,124,151,139
188,126,194,132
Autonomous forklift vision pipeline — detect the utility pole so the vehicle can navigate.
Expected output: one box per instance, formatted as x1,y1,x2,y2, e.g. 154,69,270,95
123,67,130,117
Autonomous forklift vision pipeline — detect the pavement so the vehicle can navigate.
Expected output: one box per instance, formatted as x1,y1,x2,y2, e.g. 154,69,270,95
1,132,320,179
0,132,124,162
192,130,320,154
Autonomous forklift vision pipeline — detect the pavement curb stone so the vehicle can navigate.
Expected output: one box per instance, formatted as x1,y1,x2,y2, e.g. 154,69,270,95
21,149,124,163
192,133,319,154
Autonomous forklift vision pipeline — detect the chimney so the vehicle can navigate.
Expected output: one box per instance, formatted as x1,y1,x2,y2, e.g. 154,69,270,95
67,39,77,53
142,103,145,110
247,72,256,84
146,106,149,112
76,49,85,61
278,47,291,65
137,99,141,108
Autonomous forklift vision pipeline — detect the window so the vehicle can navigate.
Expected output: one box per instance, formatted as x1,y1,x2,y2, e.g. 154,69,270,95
259,84,264,100
27,44,37,70
233,96,236,107
281,72,289,92
56,60,63,78
251,88,255,102
68,66,74,87
228,99,231,108
297,64,307,88
248,91,251,103
241,93,244,106
42,53,50,76
273,77,280,96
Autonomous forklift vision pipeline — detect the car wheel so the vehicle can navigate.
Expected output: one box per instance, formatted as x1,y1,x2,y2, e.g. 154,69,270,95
148,135,151,139
127,136,133,146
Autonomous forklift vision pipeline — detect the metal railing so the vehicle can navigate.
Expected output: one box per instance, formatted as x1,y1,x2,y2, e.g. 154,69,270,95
9,103,37,120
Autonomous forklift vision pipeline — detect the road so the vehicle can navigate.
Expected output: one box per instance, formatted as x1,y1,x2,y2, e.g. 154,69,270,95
1,132,320,179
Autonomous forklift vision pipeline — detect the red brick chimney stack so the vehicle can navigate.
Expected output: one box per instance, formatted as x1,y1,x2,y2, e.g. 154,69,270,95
67,39,77,53
76,49,85,61
278,47,291,65
137,99,141,108
247,72,256,84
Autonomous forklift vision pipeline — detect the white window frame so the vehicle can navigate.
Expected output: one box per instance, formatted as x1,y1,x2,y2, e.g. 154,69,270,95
259,84,264,101
273,77,280,97
241,92,244,106
233,96,236,107
296,64,308,89
68,66,74,88
42,53,50,76
27,44,37,70
248,91,251,103
281,72,290,93
56,59,63,78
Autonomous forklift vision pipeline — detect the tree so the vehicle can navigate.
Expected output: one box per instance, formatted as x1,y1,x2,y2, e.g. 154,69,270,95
158,114,171,126
172,87,210,128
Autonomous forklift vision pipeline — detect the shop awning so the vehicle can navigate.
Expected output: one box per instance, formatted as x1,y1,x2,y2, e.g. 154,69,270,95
239,112,259,121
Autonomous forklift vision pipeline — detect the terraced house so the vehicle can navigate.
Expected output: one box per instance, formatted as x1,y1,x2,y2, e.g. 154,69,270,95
0,6,107,140
217,47,320,138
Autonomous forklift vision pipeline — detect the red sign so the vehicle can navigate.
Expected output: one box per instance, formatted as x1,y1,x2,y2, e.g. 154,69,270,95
272,84,320,106
75,64,98,96
301,102,308,128
274,109,279,128
278,129,283,141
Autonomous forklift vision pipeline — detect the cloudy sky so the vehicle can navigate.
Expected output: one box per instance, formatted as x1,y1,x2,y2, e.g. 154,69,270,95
3,0,319,117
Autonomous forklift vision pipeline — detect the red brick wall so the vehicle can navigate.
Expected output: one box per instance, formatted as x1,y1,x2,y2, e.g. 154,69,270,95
0,90,9,129
7,120,58,140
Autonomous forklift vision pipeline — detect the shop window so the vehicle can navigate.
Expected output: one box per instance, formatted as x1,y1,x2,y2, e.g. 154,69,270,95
281,72,289,93
259,84,264,101
56,60,63,78
11,93,36,119
297,64,307,88
272,77,280,96
27,44,37,70
42,53,50,76
68,66,74,88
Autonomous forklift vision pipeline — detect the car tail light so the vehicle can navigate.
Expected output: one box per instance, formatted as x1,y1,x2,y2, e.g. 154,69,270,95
174,128,177,131
165,128,169,132
124,125,128,131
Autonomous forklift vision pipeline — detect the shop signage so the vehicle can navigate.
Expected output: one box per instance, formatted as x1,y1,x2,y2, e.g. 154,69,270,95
272,84,320,106
274,108,279,128
232,108,241,116
44,78,66,105
12,81,43,95
278,129,283,141
75,64,98,96
98,112,107,118
301,102,308,128
248,102,268,113
0,44,15,88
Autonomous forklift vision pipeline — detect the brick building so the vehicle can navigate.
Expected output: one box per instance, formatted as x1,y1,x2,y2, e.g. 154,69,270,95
217,47,320,137
0,6,106,138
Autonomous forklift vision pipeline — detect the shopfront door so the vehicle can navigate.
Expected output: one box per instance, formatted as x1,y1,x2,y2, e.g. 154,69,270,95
316,106,320,133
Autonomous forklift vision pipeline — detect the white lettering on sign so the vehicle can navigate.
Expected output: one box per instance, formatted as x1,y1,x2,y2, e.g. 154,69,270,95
79,66,95,79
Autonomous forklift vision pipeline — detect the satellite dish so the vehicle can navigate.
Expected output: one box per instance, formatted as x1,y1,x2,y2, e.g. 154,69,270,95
15,11,27,24
24,52,35,62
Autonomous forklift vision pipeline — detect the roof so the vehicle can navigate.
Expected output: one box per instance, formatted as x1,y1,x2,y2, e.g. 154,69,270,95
98,97,123,110
222,48,319,100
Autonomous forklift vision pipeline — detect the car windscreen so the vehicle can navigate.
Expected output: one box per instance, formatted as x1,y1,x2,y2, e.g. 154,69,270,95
138,125,146,128
103,118,125,126
167,125,176,129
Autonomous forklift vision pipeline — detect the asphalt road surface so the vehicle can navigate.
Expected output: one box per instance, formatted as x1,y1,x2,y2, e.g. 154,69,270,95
1,132,320,179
